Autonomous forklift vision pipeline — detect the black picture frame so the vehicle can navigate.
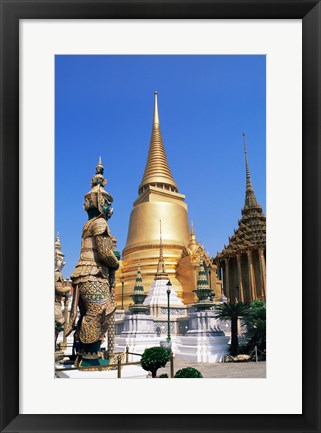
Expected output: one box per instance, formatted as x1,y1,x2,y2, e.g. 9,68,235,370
0,1,320,432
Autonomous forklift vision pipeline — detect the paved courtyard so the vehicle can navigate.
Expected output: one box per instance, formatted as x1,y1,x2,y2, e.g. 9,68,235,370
158,360,266,378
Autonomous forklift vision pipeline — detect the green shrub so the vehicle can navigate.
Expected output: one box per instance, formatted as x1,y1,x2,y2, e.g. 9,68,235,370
141,347,170,378
159,373,169,378
174,367,203,378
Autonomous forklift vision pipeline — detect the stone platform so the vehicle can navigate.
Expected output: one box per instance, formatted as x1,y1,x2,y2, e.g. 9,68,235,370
158,360,266,378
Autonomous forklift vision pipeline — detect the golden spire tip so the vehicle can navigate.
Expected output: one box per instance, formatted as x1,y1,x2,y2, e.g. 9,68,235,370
191,220,195,234
153,91,160,125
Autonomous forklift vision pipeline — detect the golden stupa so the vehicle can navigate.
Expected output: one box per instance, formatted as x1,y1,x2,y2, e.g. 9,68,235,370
115,92,222,308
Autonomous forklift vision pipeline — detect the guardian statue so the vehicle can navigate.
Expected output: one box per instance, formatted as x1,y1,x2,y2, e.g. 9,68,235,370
65,158,120,370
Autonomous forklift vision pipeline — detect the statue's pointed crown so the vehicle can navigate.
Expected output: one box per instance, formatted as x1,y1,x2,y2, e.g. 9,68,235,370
139,92,178,194
84,157,113,212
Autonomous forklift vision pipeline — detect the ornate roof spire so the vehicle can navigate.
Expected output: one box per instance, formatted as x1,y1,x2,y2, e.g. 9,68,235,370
155,220,168,280
138,92,178,195
243,133,258,209
215,135,265,262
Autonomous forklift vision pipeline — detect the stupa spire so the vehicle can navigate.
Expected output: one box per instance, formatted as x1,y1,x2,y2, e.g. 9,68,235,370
155,220,168,280
138,92,178,195
243,133,258,208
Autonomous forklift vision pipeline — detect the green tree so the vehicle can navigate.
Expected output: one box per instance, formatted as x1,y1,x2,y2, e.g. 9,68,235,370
214,302,252,356
249,300,266,320
141,347,170,378
174,367,203,378
244,300,266,353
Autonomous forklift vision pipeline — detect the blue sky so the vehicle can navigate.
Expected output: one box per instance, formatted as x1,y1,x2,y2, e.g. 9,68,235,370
55,55,266,277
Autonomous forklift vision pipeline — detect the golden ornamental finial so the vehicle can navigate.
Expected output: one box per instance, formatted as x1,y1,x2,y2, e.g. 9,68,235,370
154,91,160,126
155,219,168,280
191,220,195,235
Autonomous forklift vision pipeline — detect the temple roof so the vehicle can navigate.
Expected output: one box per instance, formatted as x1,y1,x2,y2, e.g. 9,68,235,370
138,92,178,194
215,135,266,260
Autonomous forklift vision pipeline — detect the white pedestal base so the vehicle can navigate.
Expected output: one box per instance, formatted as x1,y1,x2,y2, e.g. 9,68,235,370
121,314,155,336
174,335,230,363
188,310,225,335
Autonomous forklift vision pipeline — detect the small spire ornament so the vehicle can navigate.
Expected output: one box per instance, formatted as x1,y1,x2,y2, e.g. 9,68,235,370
129,262,149,314
192,258,215,311
155,220,168,280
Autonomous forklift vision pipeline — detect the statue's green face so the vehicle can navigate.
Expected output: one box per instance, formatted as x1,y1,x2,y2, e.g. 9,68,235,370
102,198,113,220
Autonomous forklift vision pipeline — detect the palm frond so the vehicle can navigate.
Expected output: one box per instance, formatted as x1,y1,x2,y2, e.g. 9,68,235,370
214,302,252,320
